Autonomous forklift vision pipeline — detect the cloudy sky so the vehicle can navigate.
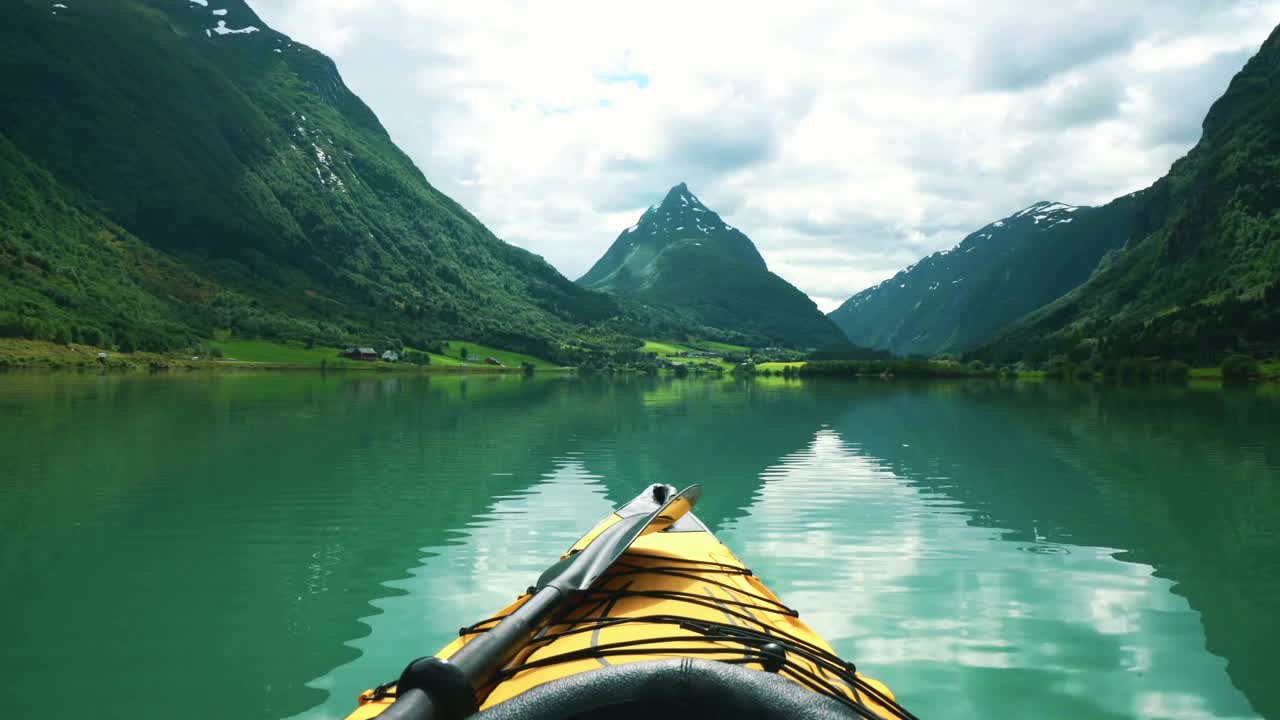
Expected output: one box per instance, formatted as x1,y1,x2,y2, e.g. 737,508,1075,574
249,1,1277,311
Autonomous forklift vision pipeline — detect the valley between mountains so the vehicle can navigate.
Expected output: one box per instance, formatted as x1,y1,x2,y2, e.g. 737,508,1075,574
2,1,1277,377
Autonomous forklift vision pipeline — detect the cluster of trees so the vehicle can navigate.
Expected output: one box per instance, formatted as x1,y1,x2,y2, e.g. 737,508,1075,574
579,357,723,376
0,310,198,354
1004,352,1268,384
1100,287,1280,364
728,363,799,378
1039,357,1190,383
400,349,432,366
981,286,1280,372
547,333,650,373
799,358,998,379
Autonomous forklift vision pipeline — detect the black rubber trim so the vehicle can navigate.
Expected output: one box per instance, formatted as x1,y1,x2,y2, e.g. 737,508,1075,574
395,657,476,719
471,658,865,720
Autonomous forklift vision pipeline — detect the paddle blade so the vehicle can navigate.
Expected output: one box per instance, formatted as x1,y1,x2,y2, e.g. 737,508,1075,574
646,484,701,534
537,484,702,592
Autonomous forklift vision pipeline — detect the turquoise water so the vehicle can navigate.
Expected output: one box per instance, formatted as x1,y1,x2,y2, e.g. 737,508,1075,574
0,373,1276,719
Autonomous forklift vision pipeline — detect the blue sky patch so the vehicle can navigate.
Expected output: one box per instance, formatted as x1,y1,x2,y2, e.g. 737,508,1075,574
596,70,650,89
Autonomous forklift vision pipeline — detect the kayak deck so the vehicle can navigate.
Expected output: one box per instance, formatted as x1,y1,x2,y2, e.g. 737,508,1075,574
348,486,909,720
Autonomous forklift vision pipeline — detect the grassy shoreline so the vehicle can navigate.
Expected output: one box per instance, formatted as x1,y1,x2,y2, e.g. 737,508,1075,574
0,339,571,374
4,338,1276,385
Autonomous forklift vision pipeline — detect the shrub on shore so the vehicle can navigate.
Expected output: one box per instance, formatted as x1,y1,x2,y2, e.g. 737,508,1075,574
1221,354,1260,382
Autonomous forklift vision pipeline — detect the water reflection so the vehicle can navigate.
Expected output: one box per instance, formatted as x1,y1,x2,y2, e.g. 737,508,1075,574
1,375,1277,720
722,428,1257,719
815,381,1279,718
291,464,617,719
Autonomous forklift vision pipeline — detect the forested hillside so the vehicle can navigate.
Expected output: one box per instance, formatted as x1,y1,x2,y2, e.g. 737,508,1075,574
829,198,1145,356
979,24,1280,365
0,0,612,355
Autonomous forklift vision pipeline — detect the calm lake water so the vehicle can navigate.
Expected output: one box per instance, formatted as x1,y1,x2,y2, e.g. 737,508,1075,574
1,373,1277,720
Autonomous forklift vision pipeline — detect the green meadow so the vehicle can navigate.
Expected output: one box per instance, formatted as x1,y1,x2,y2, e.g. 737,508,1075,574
215,339,357,365
439,341,562,370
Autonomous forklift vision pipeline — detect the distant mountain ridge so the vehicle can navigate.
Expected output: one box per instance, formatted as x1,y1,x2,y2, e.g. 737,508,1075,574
0,0,611,353
829,197,1144,356
833,23,1280,365
578,183,848,349
981,23,1280,363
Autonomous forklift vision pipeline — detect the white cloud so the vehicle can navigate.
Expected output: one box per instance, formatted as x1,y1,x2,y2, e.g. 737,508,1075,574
246,0,1280,306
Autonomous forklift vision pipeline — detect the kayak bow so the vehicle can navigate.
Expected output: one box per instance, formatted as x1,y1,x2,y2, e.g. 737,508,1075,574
347,484,916,720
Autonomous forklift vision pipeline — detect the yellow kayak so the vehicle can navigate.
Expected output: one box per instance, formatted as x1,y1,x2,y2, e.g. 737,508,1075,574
346,484,915,720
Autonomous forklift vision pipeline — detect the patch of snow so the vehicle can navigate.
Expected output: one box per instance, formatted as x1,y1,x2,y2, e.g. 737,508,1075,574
1056,218,1074,224
624,223,639,234
273,48,282,53
212,8,227,15
952,278,962,283
691,207,706,213
900,284,906,288
1032,214,1047,223
205,28,211,36
724,224,734,231
211,20,259,35
675,226,684,230
53,2,67,7
190,0,208,5
694,242,702,246
993,220,1005,227
314,163,345,192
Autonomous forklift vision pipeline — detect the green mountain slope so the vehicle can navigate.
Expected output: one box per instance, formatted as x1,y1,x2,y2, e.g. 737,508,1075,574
0,133,222,349
578,183,847,349
829,197,1145,357
981,24,1280,364
0,0,612,354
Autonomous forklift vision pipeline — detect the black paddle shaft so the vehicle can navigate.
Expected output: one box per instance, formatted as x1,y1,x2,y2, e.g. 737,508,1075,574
387,587,565,720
